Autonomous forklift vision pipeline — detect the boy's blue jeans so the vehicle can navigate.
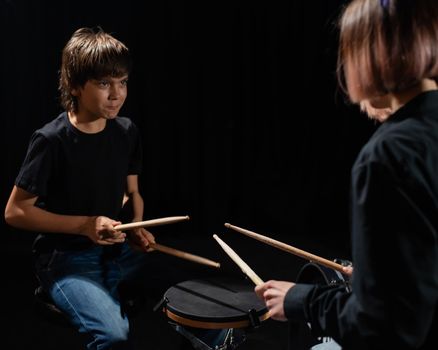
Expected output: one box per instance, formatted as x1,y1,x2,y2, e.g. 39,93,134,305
35,243,229,350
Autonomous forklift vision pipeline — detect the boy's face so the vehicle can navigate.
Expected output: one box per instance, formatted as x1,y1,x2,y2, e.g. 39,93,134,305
73,75,129,120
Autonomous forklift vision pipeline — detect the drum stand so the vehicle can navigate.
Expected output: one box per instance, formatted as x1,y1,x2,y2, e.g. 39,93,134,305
153,297,250,350
169,323,245,350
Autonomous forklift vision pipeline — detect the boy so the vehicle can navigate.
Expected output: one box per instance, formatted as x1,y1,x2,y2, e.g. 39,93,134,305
5,27,154,349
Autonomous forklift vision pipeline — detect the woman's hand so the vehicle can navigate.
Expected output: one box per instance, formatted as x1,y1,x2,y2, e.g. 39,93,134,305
342,265,353,277
255,280,295,321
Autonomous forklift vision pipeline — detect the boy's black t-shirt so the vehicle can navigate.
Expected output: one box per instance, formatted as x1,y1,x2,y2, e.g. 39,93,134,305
15,112,143,253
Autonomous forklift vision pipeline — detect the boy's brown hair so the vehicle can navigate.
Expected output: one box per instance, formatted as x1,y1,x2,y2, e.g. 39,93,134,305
59,27,131,112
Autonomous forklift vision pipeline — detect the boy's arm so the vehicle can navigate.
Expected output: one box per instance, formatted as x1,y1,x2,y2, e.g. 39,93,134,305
4,185,124,244
125,175,155,250
126,175,144,222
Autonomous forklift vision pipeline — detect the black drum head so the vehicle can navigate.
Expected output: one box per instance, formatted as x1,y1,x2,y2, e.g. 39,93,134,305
163,276,269,329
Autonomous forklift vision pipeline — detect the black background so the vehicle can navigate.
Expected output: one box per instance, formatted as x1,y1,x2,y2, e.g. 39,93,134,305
1,1,378,349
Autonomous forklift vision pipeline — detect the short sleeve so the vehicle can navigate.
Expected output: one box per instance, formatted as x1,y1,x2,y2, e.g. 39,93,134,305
15,132,53,197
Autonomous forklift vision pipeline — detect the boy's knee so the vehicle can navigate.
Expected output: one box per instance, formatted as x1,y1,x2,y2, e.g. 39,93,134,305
105,323,130,348
88,321,130,349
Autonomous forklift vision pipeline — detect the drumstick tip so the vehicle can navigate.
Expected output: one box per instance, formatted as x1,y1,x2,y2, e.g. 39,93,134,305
224,223,231,228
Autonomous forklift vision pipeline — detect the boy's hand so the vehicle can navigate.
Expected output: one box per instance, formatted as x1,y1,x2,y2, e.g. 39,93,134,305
83,216,126,245
127,228,156,252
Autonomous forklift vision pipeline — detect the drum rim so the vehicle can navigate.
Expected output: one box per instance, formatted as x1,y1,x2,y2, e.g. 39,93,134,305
297,262,330,284
296,261,350,290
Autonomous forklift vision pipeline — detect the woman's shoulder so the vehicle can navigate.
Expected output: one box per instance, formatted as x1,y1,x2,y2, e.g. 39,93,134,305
353,115,435,180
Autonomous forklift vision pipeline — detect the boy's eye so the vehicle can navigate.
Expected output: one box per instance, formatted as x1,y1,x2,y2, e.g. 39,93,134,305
121,79,128,86
99,80,109,86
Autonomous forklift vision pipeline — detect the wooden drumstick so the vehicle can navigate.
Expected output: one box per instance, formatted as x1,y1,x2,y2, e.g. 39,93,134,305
115,216,190,231
150,242,221,269
224,223,345,273
213,234,264,286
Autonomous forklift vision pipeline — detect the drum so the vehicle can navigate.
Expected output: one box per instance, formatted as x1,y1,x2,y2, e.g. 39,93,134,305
290,261,352,350
296,260,351,291
156,276,269,350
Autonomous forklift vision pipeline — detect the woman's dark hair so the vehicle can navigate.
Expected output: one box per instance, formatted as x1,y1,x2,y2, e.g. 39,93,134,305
337,0,438,102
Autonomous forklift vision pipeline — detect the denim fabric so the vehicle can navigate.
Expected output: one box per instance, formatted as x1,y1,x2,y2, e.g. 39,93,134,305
35,243,235,350
35,243,156,349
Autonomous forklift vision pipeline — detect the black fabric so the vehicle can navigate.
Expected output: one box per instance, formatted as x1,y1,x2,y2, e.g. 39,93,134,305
284,91,438,350
15,112,143,253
